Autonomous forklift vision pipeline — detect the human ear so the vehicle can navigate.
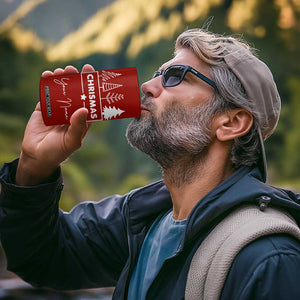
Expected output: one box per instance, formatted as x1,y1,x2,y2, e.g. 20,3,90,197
215,109,253,142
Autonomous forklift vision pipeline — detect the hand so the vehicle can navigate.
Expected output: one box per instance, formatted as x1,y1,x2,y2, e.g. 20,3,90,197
16,64,95,186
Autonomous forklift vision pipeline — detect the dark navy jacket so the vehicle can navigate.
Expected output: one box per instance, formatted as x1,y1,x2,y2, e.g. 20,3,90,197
1,159,300,299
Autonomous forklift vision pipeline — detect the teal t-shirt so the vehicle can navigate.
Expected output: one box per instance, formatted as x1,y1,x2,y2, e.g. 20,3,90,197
127,210,187,300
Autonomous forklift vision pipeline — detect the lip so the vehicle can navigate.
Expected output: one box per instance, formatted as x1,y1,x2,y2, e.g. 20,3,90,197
141,104,150,112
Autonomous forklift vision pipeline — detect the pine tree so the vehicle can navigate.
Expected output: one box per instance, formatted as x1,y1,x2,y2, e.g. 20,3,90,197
103,92,124,104
102,106,125,120
101,82,123,92
100,70,122,82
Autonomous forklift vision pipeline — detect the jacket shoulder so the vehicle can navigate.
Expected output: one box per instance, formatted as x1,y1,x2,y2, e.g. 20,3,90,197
222,234,300,300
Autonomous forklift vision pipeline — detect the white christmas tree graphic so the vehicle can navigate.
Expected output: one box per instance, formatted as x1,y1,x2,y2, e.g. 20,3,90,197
101,82,123,92
104,92,124,104
102,106,125,120
100,70,122,82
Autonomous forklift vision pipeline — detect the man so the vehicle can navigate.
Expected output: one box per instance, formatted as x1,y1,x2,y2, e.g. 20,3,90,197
1,28,300,299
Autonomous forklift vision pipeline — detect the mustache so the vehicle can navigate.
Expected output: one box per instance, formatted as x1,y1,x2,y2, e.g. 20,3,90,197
141,95,155,111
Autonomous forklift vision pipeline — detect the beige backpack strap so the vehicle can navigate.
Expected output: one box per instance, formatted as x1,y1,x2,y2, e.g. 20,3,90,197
185,205,300,300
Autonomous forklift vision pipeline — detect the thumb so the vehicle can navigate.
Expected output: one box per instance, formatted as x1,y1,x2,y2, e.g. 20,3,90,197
65,108,89,152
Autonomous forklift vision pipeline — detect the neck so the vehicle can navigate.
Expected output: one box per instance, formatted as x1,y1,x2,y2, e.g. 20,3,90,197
163,141,233,220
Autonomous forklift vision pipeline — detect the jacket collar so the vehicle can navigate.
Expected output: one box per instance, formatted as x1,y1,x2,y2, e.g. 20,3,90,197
185,166,300,243
126,166,300,241
126,180,172,235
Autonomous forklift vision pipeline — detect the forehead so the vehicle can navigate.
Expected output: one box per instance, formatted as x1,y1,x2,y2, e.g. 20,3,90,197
160,48,210,75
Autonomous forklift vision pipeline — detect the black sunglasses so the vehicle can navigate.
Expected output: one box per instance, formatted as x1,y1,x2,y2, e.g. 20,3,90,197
152,64,216,89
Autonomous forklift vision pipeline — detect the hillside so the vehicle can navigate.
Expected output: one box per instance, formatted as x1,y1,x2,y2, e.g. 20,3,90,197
0,0,114,51
4,0,299,61
0,0,25,23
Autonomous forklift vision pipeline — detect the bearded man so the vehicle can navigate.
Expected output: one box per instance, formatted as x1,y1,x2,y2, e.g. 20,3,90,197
1,28,300,300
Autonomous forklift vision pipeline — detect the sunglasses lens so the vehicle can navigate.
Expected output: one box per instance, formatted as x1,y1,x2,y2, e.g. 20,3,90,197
163,66,185,87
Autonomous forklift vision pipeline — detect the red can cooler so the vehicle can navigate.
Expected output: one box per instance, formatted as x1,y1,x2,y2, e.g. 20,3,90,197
40,67,141,126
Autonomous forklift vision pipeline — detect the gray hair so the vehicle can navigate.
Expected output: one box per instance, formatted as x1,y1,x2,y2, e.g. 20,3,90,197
175,28,261,169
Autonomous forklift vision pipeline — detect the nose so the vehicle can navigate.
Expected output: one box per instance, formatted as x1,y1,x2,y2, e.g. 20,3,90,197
141,76,163,98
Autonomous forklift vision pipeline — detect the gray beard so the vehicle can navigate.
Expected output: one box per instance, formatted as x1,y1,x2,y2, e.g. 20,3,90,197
126,98,214,185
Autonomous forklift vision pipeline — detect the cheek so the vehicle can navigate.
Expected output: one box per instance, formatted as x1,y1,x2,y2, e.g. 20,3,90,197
155,103,164,116
153,88,213,116
183,90,212,107
152,93,174,116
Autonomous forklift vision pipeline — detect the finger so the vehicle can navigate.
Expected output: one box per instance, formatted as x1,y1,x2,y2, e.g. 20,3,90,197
64,65,78,74
65,108,89,151
82,122,92,140
42,70,53,78
54,68,64,76
82,64,95,73
35,102,41,111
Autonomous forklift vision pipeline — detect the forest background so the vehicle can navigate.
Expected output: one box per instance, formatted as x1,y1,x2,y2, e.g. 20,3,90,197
0,0,300,294
0,0,299,213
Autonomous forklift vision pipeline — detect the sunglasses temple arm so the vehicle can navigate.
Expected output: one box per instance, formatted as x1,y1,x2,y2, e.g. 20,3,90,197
191,69,216,88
